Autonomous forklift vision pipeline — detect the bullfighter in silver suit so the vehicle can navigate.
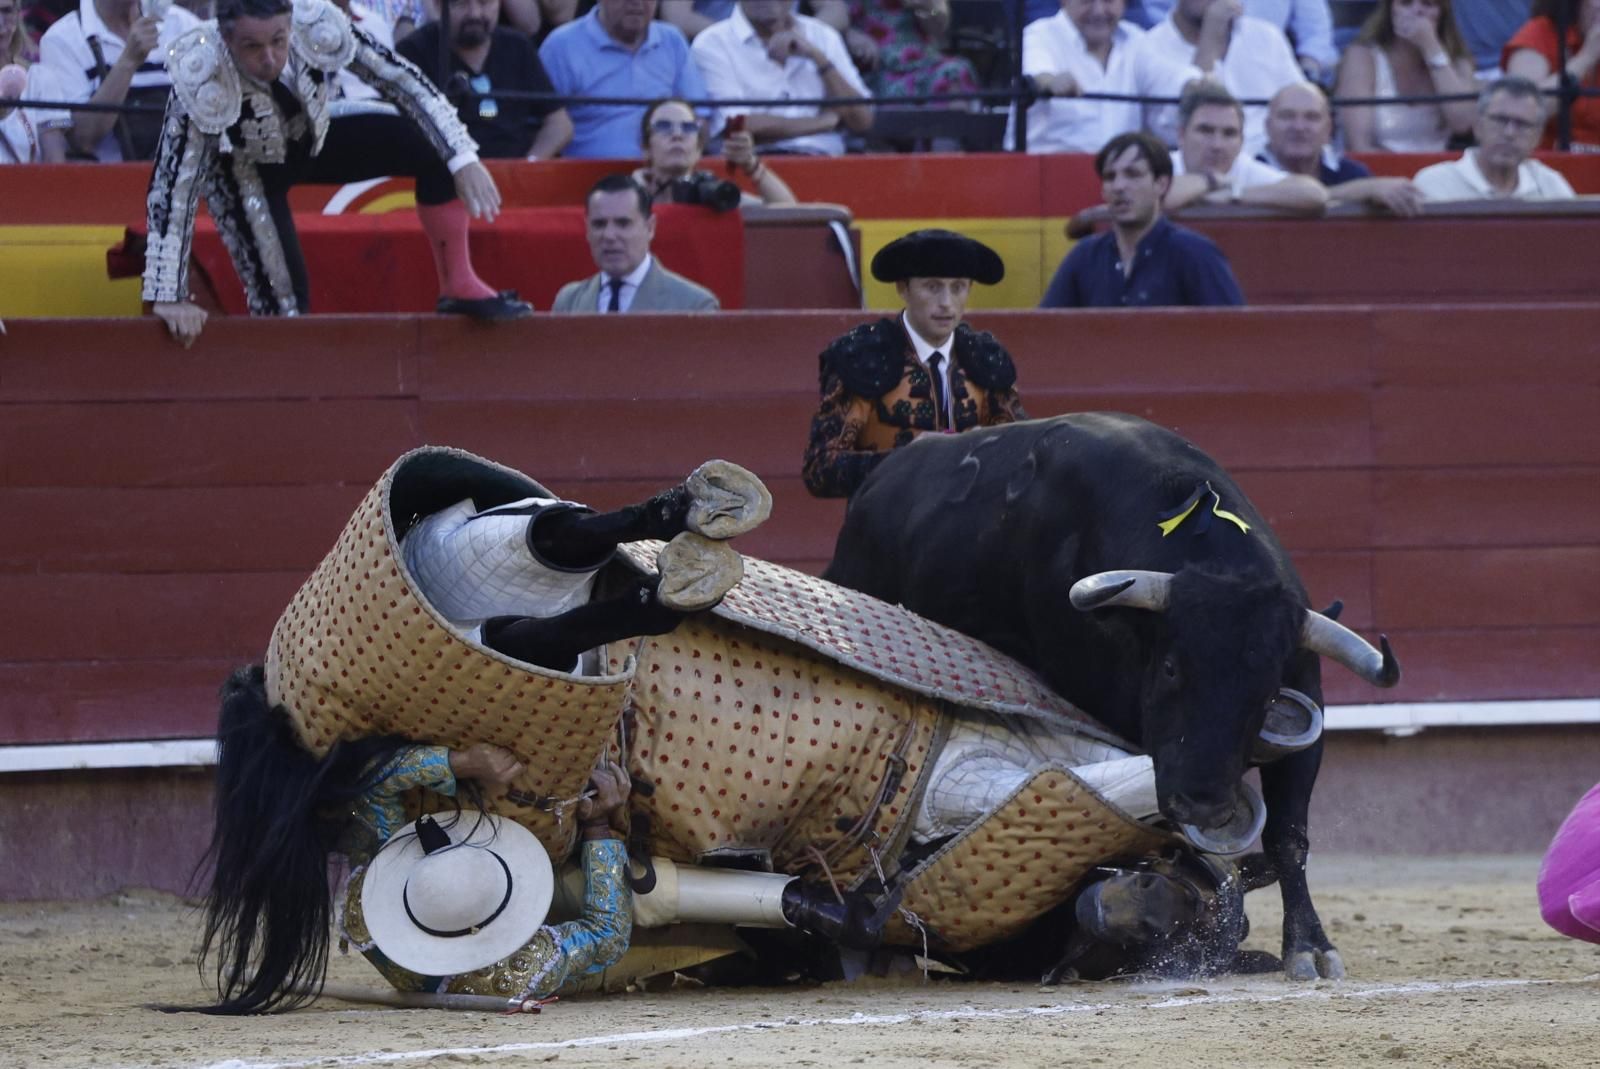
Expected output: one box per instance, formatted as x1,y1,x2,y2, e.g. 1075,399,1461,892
143,0,531,346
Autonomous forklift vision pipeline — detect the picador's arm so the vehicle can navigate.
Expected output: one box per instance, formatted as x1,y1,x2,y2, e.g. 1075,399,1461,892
347,26,480,172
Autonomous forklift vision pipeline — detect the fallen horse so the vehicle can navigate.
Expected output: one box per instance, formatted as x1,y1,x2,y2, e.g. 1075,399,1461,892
189,445,1265,1013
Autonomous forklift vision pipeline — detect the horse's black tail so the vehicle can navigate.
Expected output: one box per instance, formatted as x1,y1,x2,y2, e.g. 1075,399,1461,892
169,665,408,1014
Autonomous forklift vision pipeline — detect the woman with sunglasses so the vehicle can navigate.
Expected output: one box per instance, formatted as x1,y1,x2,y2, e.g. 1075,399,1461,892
632,98,797,207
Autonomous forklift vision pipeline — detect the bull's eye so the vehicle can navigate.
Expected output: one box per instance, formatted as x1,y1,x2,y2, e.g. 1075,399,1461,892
1162,657,1178,680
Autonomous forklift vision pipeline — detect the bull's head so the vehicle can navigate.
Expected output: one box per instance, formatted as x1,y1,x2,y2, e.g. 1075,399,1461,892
1070,568,1400,831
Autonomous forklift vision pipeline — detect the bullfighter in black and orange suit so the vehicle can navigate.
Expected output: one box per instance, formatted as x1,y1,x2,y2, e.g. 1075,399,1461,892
801,229,1028,499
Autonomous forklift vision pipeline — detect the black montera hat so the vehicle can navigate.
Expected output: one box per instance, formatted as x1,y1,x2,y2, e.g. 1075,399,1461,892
870,228,1006,286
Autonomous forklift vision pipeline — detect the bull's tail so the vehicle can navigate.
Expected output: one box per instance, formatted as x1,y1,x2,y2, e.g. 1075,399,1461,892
171,666,408,1014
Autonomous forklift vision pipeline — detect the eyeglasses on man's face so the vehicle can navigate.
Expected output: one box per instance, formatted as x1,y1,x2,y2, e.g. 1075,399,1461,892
1480,112,1541,135
651,119,700,137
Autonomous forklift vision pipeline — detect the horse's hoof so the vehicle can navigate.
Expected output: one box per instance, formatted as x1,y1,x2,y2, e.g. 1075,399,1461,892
685,460,773,540
1317,948,1346,979
655,533,744,611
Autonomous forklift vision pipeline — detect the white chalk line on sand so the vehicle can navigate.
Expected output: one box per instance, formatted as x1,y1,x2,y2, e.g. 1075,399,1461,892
126,974,1600,1069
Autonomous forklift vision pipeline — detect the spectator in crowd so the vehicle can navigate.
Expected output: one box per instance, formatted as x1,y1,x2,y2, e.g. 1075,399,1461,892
1412,76,1578,199
1041,131,1243,308
691,0,872,156
174,0,215,16
553,174,721,312
498,0,578,40
539,0,707,158
801,228,1026,499
331,0,401,101
1456,0,1532,77
631,97,796,204
1,58,68,163
1334,0,1477,152
1259,81,1425,214
660,0,733,40
1137,0,1337,79
370,0,424,37
814,0,977,104
1503,0,1600,152
3,0,68,163
38,0,201,160
1134,0,1305,156
1165,82,1328,213
1014,0,1202,154
397,0,574,158
142,0,532,347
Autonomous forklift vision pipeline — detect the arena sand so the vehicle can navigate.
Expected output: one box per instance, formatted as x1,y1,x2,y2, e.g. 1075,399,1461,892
3,855,1595,1069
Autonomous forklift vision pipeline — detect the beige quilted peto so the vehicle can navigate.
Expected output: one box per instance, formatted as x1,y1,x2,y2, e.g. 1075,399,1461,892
887,766,1170,952
613,615,943,888
264,446,1166,949
263,454,633,858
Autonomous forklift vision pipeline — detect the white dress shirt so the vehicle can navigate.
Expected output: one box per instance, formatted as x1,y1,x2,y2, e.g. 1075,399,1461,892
38,0,201,161
1412,150,1577,202
1139,0,1335,70
1174,150,1289,197
597,254,655,313
1133,13,1302,158
690,6,868,156
902,312,955,428
1012,13,1197,154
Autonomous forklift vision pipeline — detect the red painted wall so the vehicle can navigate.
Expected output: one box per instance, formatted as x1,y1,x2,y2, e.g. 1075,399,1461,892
2,307,1596,747
6,151,1600,225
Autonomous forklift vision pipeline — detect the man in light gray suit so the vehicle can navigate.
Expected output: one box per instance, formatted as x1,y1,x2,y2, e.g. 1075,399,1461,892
552,174,721,313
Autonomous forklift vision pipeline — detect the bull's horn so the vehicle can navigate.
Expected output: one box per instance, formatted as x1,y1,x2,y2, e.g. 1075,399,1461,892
1300,611,1401,688
1069,570,1174,612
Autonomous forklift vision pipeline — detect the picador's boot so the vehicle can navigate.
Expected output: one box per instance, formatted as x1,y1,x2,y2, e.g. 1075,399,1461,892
780,880,900,951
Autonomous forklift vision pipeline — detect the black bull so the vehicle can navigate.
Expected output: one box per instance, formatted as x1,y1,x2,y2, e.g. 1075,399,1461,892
823,413,1400,980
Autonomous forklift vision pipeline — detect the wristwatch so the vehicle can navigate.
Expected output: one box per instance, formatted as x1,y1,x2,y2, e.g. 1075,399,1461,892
1426,50,1451,70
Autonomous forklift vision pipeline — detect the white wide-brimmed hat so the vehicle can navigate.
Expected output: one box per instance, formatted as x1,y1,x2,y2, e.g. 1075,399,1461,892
362,812,554,976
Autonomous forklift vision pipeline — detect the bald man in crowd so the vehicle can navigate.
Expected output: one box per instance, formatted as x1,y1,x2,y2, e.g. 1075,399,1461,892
1258,82,1425,217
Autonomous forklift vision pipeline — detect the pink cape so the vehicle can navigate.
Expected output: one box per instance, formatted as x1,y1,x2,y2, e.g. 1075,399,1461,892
1538,780,1600,943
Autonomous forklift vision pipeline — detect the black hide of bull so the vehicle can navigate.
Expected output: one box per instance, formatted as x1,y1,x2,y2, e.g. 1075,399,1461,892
823,413,1399,981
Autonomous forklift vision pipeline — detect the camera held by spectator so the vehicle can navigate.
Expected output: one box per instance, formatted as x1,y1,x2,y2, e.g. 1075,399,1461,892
631,98,798,208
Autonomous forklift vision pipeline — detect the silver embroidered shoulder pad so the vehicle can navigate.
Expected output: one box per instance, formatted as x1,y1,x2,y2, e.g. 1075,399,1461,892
166,24,242,135
291,0,357,72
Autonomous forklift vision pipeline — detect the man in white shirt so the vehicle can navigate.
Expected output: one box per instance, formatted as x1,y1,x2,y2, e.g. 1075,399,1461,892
1133,0,1302,157
38,0,202,160
1413,77,1577,203
1164,82,1325,214
690,0,871,156
1013,0,1199,153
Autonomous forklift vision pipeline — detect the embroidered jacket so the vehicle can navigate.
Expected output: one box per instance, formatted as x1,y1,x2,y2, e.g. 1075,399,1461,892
801,318,1027,498
142,0,478,313
338,745,633,1002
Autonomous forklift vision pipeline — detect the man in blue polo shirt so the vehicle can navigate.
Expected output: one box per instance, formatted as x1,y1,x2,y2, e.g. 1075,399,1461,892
539,0,709,158
1040,130,1243,309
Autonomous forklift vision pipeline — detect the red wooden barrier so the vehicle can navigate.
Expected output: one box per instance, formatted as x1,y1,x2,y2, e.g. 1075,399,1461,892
1,306,1596,746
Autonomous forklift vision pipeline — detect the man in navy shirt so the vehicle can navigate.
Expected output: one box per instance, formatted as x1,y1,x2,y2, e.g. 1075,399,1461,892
1256,82,1424,217
1040,131,1243,309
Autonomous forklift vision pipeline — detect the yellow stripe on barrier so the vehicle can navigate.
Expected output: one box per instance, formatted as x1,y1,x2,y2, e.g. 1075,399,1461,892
0,225,143,318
